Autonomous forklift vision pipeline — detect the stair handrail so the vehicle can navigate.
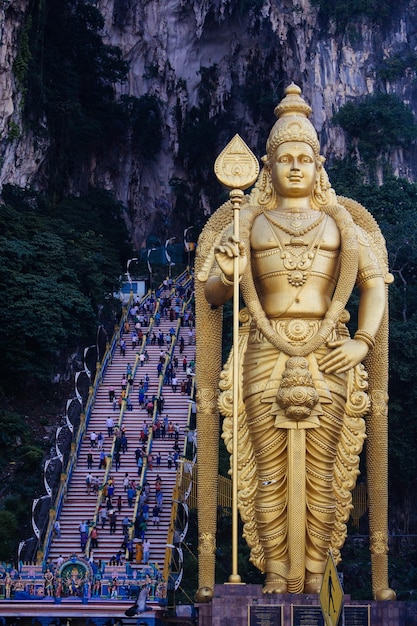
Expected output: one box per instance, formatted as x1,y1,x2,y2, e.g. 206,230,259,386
162,376,195,584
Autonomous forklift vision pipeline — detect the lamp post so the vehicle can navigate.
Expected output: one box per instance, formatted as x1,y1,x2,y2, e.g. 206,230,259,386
126,258,138,292
165,237,176,279
183,226,194,271
147,248,157,292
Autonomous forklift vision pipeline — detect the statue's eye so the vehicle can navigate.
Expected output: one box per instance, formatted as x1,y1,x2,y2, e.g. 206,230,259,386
278,155,289,163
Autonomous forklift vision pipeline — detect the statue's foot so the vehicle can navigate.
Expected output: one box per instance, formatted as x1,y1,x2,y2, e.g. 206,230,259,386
263,574,287,594
195,586,214,603
304,572,323,594
375,587,396,601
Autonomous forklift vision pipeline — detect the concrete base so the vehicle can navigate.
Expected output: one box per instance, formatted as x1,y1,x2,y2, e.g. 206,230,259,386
196,584,417,626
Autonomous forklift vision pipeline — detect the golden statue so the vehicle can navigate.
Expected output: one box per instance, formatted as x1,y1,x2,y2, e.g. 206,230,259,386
195,84,396,600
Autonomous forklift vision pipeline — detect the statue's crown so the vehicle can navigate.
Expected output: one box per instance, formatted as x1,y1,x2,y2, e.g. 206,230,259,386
266,83,320,159
274,83,313,119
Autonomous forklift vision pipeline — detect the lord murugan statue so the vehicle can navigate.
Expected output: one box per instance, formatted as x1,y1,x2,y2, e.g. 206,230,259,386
195,84,396,600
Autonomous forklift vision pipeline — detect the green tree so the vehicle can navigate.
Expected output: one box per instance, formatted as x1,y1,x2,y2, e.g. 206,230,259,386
0,185,131,386
333,93,417,162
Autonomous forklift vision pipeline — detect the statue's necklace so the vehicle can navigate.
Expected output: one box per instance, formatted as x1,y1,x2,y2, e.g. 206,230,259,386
265,211,325,243
264,213,327,287
271,209,319,224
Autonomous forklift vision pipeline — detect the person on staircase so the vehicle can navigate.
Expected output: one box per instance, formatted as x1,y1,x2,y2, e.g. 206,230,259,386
143,539,151,565
152,505,160,528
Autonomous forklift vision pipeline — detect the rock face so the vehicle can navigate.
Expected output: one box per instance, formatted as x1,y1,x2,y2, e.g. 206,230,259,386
0,2,49,188
1,0,417,247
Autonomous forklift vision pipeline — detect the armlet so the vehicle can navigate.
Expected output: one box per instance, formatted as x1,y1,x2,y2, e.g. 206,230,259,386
356,264,384,287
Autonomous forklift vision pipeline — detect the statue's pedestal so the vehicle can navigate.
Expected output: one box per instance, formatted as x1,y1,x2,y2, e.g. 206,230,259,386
196,584,417,626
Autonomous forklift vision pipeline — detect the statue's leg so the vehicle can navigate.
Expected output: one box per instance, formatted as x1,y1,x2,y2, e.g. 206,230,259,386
244,389,289,593
304,402,344,592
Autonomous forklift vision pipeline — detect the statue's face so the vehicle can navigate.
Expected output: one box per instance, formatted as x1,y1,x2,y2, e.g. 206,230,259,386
270,141,317,200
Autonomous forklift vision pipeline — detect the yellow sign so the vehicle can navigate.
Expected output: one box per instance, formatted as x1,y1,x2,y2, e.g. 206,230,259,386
319,552,344,626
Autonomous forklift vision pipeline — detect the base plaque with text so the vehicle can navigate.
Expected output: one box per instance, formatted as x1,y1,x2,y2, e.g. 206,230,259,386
344,605,370,626
248,604,283,625
292,605,324,626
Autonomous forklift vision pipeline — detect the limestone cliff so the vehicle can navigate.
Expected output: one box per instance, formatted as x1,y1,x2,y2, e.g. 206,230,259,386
1,0,416,247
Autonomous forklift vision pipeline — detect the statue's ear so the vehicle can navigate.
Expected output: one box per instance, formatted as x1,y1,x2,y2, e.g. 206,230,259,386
261,154,270,168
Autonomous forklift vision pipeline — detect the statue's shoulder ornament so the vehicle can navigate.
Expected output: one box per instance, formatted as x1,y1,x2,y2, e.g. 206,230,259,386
337,195,393,285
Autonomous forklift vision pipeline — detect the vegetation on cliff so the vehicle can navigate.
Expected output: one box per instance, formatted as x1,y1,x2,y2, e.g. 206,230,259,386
0,185,131,561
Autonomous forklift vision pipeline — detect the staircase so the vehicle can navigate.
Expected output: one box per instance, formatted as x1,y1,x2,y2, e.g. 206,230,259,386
47,277,195,587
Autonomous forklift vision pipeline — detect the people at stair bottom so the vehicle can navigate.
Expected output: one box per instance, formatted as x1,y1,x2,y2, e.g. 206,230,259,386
55,554,64,568
109,577,118,599
80,531,88,552
135,540,143,564
90,526,98,549
136,515,147,541
143,539,151,564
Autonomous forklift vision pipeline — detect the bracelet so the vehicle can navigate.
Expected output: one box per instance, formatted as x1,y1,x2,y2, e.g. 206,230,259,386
220,273,234,287
354,330,376,349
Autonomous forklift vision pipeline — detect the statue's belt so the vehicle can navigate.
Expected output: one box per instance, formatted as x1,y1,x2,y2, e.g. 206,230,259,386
244,319,349,428
249,318,323,344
